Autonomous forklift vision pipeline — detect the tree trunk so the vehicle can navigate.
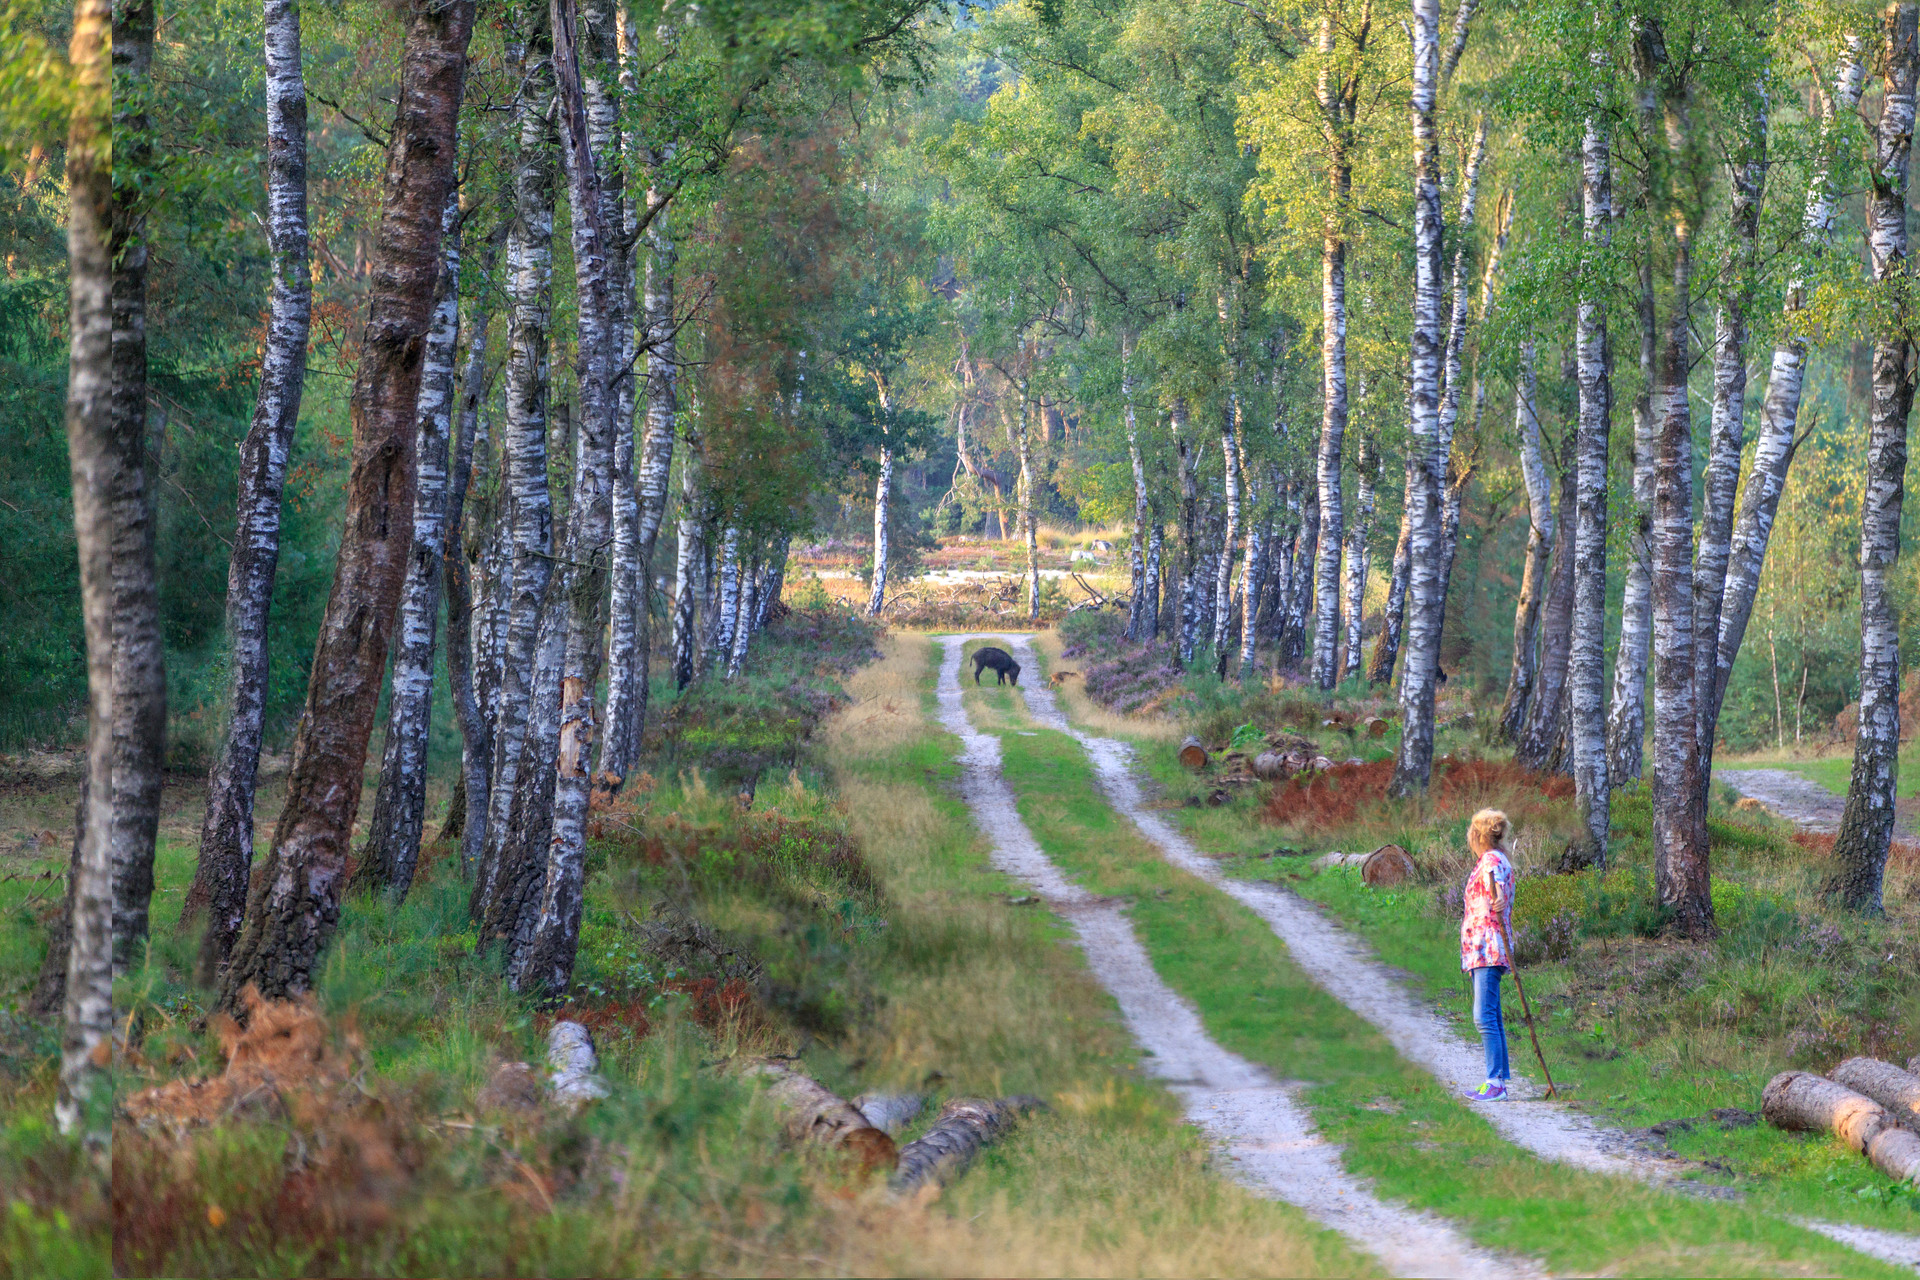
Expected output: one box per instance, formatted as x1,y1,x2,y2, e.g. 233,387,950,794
220,0,475,1011
1368,514,1409,684
1517,467,1576,772
1311,227,1347,690
1019,383,1040,623
728,549,757,677
710,525,741,666
470,7,555,930
1171,396,1200,661
56,0,115,1141
1499,340,1552,744
1341,435,1376,682
1391,0,1445,798
868,378,896,616
484,585,565,964
512,0,620,1002
1569,107,1614,864
1712,43,1867,728
1693,102,1765,766
1643,20,1711,939
1143,518,1163,644
353,193,462,903
1834,3,1919,916
1123,338,1151,642
188,0,312,978
1607,154,1659,788
99,0,168,974
1832,1057,1920,1130
1212,418,1242,655
441,231,502,866
671,420,706,688
1280,482,1318,674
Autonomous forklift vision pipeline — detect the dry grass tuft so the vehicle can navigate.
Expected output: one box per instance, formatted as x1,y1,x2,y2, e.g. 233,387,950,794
821,632,936,756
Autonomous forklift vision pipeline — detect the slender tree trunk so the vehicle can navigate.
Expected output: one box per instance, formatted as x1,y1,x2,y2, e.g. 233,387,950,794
512,0,619,1000
188,0,311,977
1499,340,1553,744
1369,515,1409,684
484,583,564,962
1694,102,1765,764
868,378,895,616
1172,396,1200,661
710,525,741,666
1122,337,1150,642
221,0,475,1011
470,9,555,930
1517,467,1576,772
1608,75,1661,787
1212,424,1242,654
1281,482,1318,673
1641,20,1711,938
56,0,115,1142
1712,42,1867,725
1341,435,1376,681
99,0,167,974
728,549,757,677
1311,228,1347,689
1392,0,1445,797
671,422,705,687
353,194,462,902
1143,517,1163,644
1570,108,1614,863
1019,382,1040,623
441,261,496,868
1834,5,1919,915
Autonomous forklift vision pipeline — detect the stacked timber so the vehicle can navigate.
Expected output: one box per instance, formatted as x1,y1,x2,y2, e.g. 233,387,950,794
1763,1062,1920,1184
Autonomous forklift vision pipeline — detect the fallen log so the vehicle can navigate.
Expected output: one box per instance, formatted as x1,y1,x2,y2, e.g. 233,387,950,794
1312,852,1369,872
1252,752,1289,781
744,1060,897,1170
548,1021,611,1109
1868,1127,1920,1183
1178,736,1210,769
890,1095,1046,1197
1763,1071,1887,1153
1833,1057,1920,1132
853,1091,924,1136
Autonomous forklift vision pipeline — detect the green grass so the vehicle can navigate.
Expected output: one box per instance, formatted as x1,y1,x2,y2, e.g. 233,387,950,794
966,644,1920,1275
1719,743,1920,800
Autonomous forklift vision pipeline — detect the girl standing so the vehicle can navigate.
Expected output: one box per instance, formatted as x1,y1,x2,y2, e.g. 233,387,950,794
1459,808,1514,1101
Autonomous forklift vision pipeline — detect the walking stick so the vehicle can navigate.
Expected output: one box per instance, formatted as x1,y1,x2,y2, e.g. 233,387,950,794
1500,922,1558,1099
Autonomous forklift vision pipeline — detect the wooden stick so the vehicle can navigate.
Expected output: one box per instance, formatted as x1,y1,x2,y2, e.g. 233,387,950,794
1500,923,1558,1098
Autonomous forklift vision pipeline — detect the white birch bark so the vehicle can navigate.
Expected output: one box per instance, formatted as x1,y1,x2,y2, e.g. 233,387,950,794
711,525,741,666
1391,0,1446,797
1341,435,1376,681
728,548,756,678
1712,43,1866,725
189,0,311,978
1213,401,1243,653
670,421,705,688
1124,338,1152,642
868,377,895,616
472,16,555,930
515,0,620,998
1368,514,1409,684
1019,382,1039,622
443,275,495,876
1499,339,1553,744
1693,98,1764,761
1834,7,1918,915
1570,105,1614,860
1517,468,1576,772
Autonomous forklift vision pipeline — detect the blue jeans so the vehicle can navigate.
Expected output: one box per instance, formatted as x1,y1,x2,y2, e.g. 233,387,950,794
1471,966,1510,1081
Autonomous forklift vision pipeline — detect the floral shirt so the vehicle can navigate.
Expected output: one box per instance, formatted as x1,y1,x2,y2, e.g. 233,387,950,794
1459,848,1514,972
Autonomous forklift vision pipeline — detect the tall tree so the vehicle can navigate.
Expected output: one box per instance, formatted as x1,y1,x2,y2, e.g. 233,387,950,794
1569,97,1614,863
1499,340,1552,744
1391,0,1446,796
351,194,464,902
221,0,477,1010
56,0,118,1143
1833,3,1920,915
186,0,313,979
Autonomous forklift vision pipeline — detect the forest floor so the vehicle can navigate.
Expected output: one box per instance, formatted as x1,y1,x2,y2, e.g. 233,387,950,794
4,608,1920,1275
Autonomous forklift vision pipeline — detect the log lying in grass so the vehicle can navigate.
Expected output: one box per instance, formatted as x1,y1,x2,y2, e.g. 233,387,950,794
890,1096,1046,1196
1178,736,1210,769
1869,1126,1920,1183
548,1021,611,1109
1833,1057,1920,1132
743,1060,898,1170
1762,1071,1887,1153
852,1091,924,1136
1361,844,1418,887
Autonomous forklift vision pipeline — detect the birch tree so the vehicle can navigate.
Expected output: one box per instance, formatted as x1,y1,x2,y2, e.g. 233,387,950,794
221,0,477,1010
188,0,313,979
1833,3,1919,915
1570,100,1614,863
1498,340,1552,743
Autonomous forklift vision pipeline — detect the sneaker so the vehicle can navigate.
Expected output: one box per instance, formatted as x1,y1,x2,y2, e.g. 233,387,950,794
1464,1081,1508,1102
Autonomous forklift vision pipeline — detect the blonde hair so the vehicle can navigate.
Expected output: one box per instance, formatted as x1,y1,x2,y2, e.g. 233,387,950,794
1467,808,1510,854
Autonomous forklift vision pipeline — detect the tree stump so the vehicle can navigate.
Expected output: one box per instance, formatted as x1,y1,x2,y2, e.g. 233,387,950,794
1833,1057,1920,1132
1178,736,1210,769
1361,844,1419,887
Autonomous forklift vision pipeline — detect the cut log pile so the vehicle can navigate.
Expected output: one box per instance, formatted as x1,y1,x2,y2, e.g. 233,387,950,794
742,1059,899,1171
1763,1060,1920,1184
889,1095,1047,1197
1311,844,1419,887
1182,731,1332,787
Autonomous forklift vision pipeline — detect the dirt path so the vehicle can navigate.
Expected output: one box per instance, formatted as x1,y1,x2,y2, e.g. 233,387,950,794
994,636,1920,1274
1719,768,1845,833
935,635,1539,1280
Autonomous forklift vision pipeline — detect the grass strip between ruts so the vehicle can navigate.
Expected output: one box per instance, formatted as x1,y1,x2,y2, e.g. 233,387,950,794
959,663,1909,1278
